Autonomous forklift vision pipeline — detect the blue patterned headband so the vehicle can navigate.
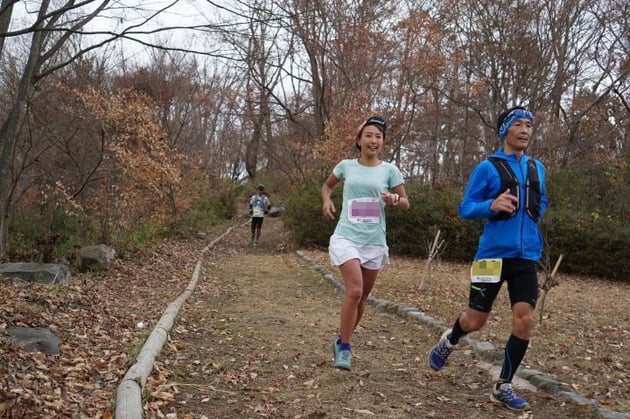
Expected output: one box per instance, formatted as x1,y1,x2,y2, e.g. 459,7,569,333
498,108,534,140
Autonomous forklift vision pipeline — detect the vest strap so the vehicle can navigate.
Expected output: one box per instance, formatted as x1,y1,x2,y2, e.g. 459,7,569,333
488,157,540,222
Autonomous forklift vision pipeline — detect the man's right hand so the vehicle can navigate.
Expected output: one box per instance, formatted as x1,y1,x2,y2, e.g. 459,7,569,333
490,189,518,214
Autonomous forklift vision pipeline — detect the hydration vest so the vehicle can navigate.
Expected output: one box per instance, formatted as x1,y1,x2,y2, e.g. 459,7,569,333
250,195,270,217
488,157,541,222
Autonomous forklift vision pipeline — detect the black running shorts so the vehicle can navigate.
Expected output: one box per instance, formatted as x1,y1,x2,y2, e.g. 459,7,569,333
468,258,539,313
251,217,264,230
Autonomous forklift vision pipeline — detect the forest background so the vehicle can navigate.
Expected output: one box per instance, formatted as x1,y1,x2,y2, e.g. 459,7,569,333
0,0,628,280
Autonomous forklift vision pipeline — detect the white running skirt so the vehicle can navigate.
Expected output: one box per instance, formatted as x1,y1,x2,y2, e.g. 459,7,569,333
328,234,389,270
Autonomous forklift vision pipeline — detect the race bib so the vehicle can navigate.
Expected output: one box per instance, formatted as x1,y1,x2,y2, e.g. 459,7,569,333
470,259,502,283
252,208,263,217
347,198,380,224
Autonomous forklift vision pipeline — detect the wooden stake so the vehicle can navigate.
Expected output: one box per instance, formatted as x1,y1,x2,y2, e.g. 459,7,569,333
419,229,443,290
537,254,564,326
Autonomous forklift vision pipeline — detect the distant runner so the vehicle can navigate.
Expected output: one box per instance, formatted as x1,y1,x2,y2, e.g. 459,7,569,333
249,184,271,246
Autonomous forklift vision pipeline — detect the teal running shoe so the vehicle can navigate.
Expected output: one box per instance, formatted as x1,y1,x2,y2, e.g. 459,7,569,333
334,349,352,370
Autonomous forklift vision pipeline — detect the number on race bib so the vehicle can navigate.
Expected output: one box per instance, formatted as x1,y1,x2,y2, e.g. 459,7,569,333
470,259,502,283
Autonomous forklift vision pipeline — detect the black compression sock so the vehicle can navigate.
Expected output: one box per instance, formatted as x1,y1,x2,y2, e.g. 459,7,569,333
448,317,468,345
500,334,529,382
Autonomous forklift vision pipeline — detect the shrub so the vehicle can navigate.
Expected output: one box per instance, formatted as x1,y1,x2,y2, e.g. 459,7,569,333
178,196,221,233
212,181,241,220
547,161,630,220
386,184,481,260
543,208,630,280
115,219,168,256
283,183,336,248
8,210,87,263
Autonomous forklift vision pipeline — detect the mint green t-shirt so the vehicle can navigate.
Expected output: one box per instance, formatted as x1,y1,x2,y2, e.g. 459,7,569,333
332,159,405,245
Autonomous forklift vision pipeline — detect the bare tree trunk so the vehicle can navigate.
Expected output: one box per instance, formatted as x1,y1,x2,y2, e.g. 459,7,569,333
0,0,16,54
0,1,49,256
0,199,9,258
244,80,261,179
289,0,328,140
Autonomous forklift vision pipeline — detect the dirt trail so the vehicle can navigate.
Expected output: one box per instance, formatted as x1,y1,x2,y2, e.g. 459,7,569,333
151,216,598,418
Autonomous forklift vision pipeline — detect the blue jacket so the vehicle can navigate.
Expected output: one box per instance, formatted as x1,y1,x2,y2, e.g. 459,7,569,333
459,148,549,261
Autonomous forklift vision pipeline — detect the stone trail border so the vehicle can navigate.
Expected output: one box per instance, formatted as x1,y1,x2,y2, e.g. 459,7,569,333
113,224,630,419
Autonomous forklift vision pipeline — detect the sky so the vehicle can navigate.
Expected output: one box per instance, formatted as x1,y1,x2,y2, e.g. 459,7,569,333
89,1,222,62
6,1,229,64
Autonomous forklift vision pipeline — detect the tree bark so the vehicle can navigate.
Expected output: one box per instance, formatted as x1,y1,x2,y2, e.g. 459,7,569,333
0,0,49,256
0,0,16,54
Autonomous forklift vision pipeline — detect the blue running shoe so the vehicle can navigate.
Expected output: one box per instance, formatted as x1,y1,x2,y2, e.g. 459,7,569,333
428,328,454,371
491,382,531,411
334,349,352,370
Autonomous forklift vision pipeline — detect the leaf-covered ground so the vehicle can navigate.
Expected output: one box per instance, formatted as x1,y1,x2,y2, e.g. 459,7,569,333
0,235,209,418
0,215,628,418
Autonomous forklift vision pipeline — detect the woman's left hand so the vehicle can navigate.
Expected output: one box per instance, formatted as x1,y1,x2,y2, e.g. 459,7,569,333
381,192,399,206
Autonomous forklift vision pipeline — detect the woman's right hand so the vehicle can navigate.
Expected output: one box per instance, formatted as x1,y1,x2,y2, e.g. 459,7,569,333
322,200,336,220
322,174,340,220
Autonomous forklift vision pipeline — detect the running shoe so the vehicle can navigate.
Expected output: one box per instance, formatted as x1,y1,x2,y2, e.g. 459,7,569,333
334,349,352,370
428,328,454,371
332,337,340,360
491,382,531,411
